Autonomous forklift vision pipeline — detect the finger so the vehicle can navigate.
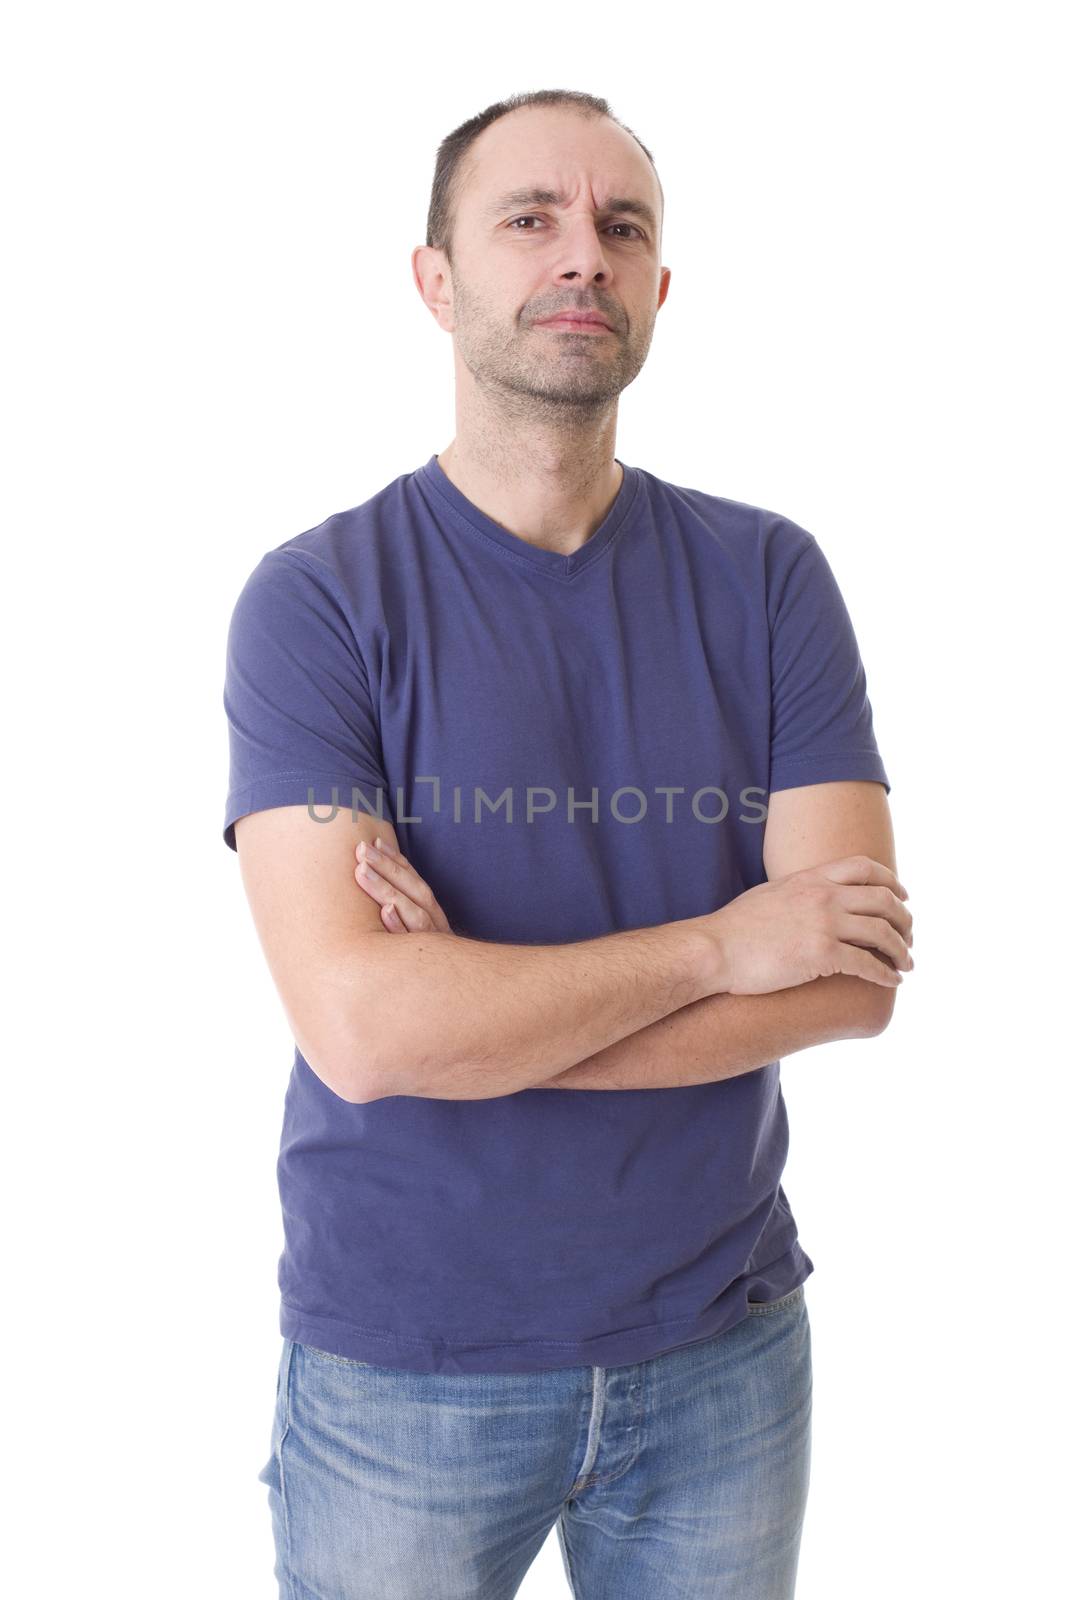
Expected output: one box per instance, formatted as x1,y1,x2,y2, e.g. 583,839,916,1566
354,856,408,912
355,863,435,932
816,854,909,903
381,892,434,932
834,945,904,987
383,889,435,934
838,912,913,971
356,843,431,910
373,835,410,867
839,885,914,945
356,843,451,933
355,846,423,905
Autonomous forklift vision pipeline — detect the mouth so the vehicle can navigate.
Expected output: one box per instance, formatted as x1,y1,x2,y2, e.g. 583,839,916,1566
534,316,614,334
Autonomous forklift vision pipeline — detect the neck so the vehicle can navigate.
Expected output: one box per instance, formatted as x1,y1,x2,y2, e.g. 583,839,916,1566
436,411,623,559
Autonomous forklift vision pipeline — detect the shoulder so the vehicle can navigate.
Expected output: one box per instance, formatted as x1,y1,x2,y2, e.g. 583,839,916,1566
636,463,817,581
235,466,424,617
280,468,418,574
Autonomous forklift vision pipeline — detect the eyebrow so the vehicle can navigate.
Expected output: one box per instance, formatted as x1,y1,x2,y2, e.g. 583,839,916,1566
484,187,657,235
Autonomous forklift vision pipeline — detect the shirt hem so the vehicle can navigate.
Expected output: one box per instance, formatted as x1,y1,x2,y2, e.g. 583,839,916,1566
768,750,890,795
279,1241,814,1375
222,771,393,851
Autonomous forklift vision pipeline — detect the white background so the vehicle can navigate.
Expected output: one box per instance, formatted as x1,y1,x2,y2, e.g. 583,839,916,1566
5,2,1063,1594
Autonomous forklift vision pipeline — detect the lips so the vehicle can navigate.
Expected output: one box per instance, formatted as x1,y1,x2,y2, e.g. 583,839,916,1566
535,314,613,331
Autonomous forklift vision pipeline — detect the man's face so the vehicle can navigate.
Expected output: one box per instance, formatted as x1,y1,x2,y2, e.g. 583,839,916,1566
441,107,669,413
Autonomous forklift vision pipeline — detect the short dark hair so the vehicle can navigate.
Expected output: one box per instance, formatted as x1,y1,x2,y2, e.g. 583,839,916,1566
425,89,662,262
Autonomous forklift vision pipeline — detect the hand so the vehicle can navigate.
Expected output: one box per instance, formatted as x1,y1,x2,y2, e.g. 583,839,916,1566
354,836,453,934
704,854,914,995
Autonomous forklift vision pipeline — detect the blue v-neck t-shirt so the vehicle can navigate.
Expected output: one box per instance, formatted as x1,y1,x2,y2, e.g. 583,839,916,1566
222,454,890,1374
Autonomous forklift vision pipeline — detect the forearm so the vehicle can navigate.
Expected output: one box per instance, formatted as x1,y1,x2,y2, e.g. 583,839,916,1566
530,972,886,1091
351,917,721,1102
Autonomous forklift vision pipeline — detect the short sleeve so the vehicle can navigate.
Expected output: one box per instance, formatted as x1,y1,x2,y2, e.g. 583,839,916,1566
767,528,890,796
222,548,393,851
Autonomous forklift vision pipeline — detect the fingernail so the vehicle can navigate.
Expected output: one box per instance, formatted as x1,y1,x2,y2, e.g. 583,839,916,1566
357,862,379,882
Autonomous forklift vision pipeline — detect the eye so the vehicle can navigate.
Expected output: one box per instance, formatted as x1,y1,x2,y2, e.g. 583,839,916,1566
505,216,646,240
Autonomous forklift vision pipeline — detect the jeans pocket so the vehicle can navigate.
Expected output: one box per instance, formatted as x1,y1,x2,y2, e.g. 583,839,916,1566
746,1282,806,1316
299,1341,371,1368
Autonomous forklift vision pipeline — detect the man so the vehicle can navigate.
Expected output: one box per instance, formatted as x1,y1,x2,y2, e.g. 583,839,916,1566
224,89,913,1600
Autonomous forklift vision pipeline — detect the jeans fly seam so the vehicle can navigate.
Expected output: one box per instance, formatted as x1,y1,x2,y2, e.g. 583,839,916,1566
572,1369,646,1493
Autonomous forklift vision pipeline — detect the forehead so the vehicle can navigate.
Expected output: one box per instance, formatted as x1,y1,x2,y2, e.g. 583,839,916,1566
464,107,659,222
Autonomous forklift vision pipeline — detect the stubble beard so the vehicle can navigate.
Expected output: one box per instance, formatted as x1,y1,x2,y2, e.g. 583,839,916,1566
450,273,653,420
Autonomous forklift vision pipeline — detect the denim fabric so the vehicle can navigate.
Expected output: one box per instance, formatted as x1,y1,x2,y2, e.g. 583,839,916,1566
257,1282,812,1598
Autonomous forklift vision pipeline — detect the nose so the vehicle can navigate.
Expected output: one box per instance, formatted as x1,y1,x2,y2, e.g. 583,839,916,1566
553,215,613,287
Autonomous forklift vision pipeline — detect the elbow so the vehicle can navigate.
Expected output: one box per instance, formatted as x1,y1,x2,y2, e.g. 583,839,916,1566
855,985,897,1038
317,1053,392,1106
314,940,405,1103
327,1029,396,1104
295,1010,395,1106
348,1059,397,1103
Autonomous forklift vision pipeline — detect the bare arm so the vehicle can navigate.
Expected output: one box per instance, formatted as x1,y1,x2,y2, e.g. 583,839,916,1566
234,788,907,1106
346,915,721,1101
234,804,722,1105
342,795,906,1101
538,779,908,1090
532,970,887,1091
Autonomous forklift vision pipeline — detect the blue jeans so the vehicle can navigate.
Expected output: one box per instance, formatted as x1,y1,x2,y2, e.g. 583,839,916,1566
257,1282,812,1598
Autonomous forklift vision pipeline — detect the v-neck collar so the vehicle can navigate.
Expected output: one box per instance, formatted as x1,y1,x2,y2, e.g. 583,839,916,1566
414,453,640,582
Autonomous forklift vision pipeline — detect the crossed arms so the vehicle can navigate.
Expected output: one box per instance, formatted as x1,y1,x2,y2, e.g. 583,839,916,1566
233,779,912,1102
